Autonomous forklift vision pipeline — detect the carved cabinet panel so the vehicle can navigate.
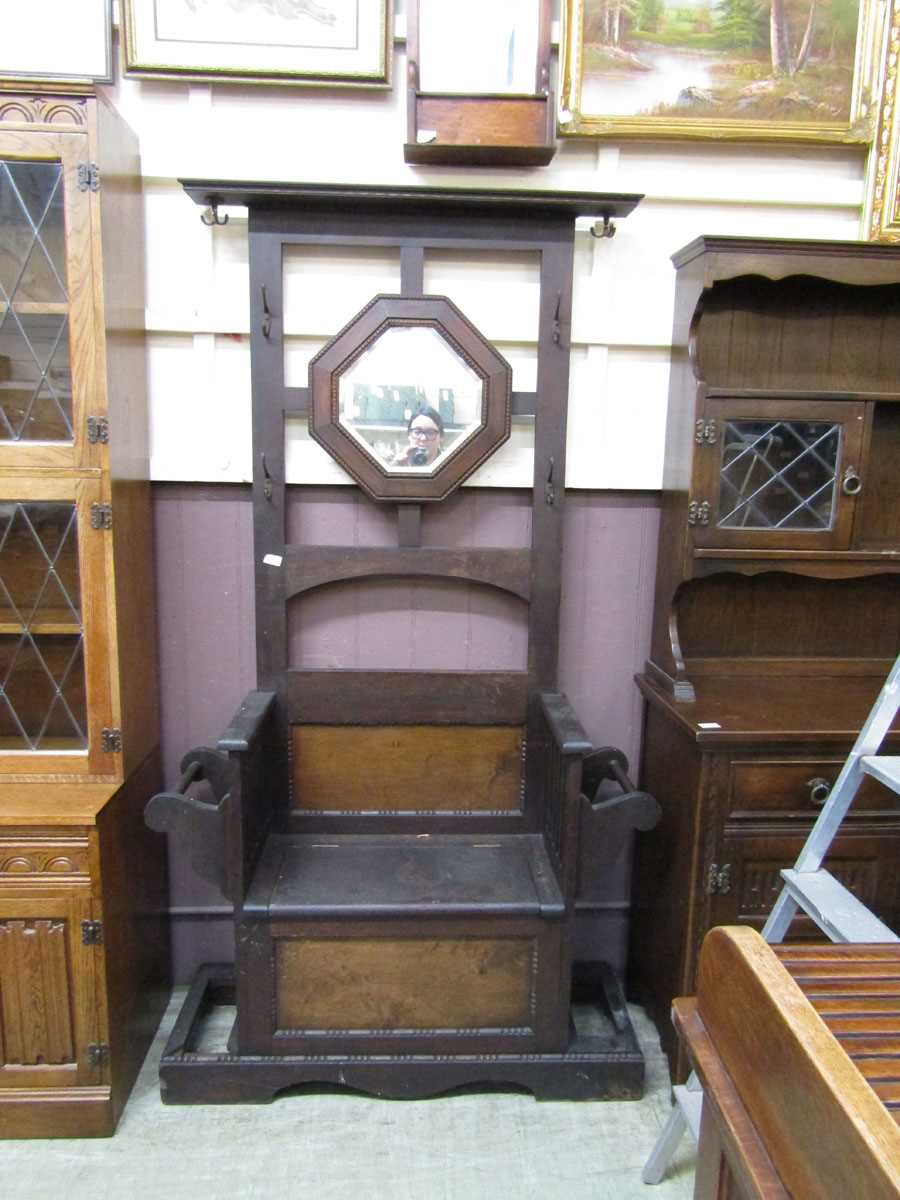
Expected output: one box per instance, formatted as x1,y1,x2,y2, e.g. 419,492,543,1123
0,893,101,1088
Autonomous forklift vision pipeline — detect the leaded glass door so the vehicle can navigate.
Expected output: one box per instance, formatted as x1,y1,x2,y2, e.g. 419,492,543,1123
0,478,113,775
0,131,99,470
691,397,866,550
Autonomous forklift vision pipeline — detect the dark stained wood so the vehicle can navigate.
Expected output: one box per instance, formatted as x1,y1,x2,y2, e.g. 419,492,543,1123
284,545,532,600
645,237,900,700
630,675,900,1083
158,180,643,1102
180,180,642,224
307,294,512,504
291,725,524,812
287,669,528,725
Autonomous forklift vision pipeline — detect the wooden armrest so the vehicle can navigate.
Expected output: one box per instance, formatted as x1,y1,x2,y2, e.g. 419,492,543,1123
217,690,277,754
539,691,592,756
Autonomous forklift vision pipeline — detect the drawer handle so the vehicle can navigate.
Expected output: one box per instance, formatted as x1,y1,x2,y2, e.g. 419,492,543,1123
806,777,832,806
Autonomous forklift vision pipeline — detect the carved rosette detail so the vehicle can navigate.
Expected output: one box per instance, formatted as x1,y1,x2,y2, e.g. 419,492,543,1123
0,95,87,127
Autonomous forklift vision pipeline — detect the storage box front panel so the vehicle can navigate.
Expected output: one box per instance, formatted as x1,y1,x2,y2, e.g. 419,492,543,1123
275,935,536,1032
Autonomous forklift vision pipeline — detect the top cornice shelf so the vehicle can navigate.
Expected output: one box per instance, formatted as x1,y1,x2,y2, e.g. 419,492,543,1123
178,179,642,222
673,234,900,286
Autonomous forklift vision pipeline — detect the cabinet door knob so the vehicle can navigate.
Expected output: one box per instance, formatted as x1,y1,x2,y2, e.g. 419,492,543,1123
806,777,832,805
842,466,862,496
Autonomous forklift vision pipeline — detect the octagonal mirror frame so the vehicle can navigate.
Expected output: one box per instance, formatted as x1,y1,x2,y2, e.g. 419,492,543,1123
308,295,512,503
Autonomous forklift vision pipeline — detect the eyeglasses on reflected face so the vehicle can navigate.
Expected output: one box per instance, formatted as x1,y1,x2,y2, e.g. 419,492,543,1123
410,425,440,439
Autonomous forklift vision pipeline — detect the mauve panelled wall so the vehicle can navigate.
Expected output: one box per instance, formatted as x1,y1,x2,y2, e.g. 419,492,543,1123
153,484,661,980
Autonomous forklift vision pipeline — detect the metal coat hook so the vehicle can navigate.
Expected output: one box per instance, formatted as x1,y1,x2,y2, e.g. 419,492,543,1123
552,293,562,345
261,285,272,339
591,215,616,240
201,199,229,227
545,457,556,506
261,453,273,501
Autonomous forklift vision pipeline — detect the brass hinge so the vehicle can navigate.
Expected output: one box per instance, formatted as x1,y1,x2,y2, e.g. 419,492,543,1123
77,162,100,192
101,727,122,754
86,415,109,444
694,419,718,445
87,1043,110,1067
687,500,711,527
90,502,113,530
81,919,104,946
706,863,732,895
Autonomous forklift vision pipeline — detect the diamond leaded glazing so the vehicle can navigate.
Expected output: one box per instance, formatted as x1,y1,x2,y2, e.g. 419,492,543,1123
718,419,841,531
0,159,73,442
0,502,86,751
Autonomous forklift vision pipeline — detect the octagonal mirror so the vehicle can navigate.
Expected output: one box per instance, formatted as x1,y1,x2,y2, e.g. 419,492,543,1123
309,296,512,503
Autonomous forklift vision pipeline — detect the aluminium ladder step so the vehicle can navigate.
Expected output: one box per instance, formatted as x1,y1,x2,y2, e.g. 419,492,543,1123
779,868,898,944
862,756,900,795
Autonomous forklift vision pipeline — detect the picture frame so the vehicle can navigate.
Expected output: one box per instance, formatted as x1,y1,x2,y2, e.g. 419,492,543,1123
559,0,886,143
122,0,392,88
864,0,900,239
0,0,112,87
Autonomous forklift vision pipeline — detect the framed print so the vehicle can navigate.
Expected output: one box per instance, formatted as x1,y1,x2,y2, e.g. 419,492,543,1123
123,0,392,88
559,0,885,142
0,0,112,86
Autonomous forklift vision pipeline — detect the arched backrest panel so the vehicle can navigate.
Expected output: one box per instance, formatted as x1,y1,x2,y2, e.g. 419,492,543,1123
287,576,528,673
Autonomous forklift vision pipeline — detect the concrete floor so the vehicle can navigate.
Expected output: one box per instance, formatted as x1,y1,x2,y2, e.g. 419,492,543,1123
3,995,697,1200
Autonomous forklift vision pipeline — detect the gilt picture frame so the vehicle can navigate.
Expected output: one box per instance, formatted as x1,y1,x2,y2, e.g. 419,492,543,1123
864,0,900,238
559,0,886,142
122,0,392,88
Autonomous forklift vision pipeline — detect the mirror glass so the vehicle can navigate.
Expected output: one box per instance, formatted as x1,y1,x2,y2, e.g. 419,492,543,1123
418,0,540,95
337,324,485,474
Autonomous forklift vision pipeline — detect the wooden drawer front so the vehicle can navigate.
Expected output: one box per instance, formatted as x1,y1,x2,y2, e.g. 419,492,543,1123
729,761,899,817
0,836,89,880
275,936,536,1033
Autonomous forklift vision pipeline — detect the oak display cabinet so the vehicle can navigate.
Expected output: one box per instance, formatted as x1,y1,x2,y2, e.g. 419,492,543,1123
630,237,900,1082
0,90,167,1138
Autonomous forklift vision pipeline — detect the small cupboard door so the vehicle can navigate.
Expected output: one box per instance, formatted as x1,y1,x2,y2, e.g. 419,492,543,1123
0,892,104,1089
690,396,866,551
0,129,101,472
0,476,115,776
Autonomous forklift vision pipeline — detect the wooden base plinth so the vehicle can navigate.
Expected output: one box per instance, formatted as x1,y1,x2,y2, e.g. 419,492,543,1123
159,965,646,1105
0,1087,115,1139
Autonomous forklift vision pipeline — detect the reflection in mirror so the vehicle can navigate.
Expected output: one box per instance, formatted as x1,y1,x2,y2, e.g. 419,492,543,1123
337,325,485,475
417,0,540,95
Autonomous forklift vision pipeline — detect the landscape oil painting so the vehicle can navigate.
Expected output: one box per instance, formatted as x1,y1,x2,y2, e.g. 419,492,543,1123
560,0,881,140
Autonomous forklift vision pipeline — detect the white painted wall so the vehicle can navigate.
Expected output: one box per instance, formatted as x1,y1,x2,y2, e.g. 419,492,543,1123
100,10,868,490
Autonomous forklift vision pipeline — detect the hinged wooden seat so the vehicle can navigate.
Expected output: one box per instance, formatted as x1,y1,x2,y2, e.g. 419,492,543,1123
247,834,564,920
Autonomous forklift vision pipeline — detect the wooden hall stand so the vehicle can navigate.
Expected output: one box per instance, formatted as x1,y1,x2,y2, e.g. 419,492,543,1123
145,182,664,1104
675,926,900,1199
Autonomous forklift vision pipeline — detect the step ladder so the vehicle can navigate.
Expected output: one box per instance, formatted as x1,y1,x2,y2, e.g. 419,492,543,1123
642,652,900,1185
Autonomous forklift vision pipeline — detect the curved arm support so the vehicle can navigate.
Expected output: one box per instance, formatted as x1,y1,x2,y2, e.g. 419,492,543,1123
581,745,661,866
145,747,235,900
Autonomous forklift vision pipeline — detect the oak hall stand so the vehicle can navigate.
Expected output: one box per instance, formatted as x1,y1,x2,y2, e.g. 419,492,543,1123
630,237,900,1085
147,182,663,1104
0,91,168,1137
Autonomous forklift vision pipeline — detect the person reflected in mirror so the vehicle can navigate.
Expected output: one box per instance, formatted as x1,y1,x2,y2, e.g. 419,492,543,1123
392,407,445,467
